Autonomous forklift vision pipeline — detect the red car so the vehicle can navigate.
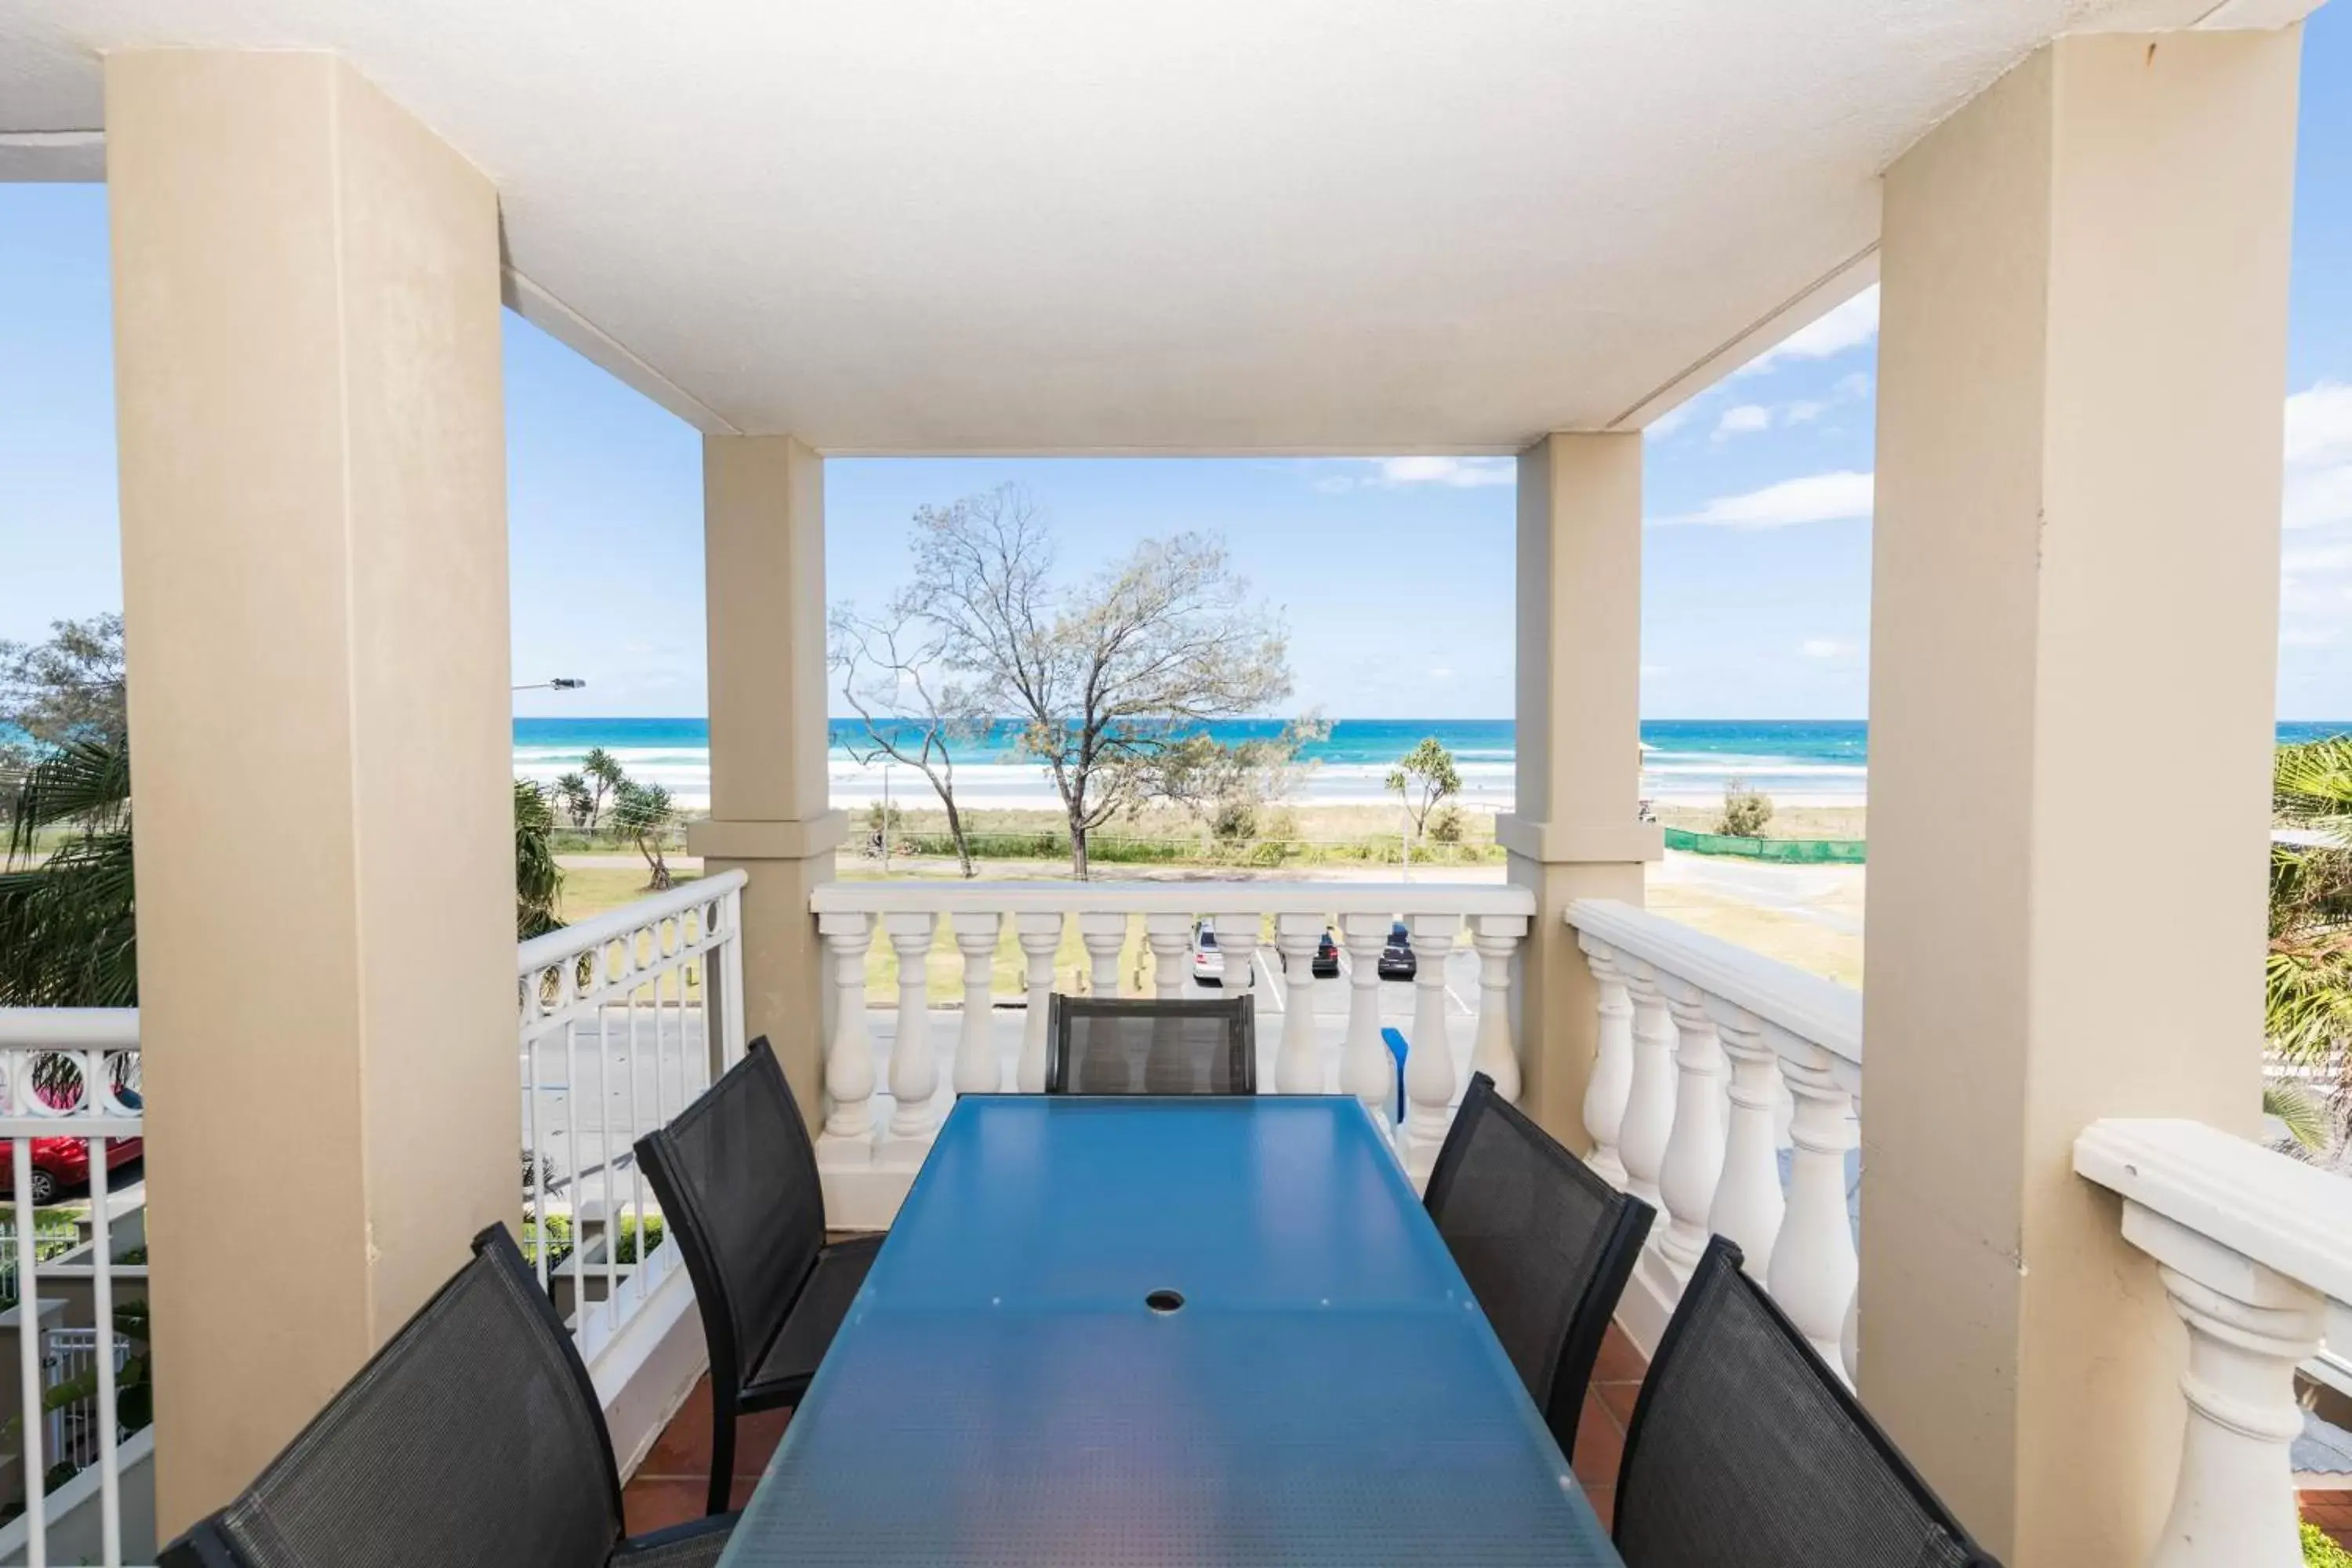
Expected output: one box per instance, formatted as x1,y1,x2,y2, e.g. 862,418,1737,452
0,1133,143,1207
0,1082,143,1206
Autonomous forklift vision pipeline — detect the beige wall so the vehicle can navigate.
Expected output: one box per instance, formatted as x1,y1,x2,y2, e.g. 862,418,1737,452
1500,433,1661,1141
1862,30,2299,1564
689,436,846,1117
107,50,517,1530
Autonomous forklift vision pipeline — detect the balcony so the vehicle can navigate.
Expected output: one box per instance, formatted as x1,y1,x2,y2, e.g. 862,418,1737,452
2,3,2343,1563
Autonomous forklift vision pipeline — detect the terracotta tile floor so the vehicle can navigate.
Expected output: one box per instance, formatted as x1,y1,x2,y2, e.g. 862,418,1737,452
2306,1488,2352,1549
622,1324,1650,1539
622,1377,792,1534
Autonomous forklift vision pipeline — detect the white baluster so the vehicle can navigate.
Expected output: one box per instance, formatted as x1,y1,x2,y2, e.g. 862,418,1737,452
1468,913,1526,1102
1144,912,1193,1000
1652,977,1728,1286
2122,1204,2326,1568
1617,960,1677,1210
1708,1003,1785,1280
881,911,939,1155
1577,936,1633,1187
1273,913,1326,1093
1078,912,1127,997
1401,912,1461,1178
815,910,877,1167
1767,1038,1860,1372
1211,913,1261,1000
1014,911,1063,1093
1338,913,1394,1131
951,911,1003,1094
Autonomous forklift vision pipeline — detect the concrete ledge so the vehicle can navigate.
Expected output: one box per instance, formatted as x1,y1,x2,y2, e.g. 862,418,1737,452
1494,815,1664,864
688,810,851,862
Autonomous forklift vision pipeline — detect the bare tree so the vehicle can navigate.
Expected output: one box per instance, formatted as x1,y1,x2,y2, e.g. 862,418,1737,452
913,485,1291,878
829,596,986,877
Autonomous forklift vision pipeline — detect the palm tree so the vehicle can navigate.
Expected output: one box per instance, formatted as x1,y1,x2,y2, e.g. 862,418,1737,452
0,735,136,1007
514,779,564,939
581,747,624,830
554,771,595,829
2268,734,2352,1155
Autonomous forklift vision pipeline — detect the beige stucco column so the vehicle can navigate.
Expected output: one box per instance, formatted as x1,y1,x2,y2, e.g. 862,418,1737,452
106,52,517,1530
1497,433,1663,1142
687,436,848,1121
1861,29,2299,1565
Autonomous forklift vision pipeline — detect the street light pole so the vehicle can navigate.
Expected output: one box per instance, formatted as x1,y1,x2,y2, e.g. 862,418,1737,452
513,677,587,692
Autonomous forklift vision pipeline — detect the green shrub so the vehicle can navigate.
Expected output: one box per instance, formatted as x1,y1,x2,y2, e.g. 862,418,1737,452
2308,1523,2352,1568
1428,805,1465,844
1716,777,1775,838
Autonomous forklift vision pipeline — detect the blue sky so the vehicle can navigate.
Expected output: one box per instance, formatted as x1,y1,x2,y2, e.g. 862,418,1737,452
6,10,2352,723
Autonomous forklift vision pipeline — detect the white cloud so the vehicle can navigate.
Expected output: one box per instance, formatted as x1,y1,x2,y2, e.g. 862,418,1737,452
1800,637,1856,659
2281,625,2343,649
1428,665,1457,682
1783,400,1827,425
1646,405,1694,439
1833,372,1871,400
2282,383,2352,531
1740,286,1881,376
2283,542,2352,576
1654,470,1875,528
1366,456,1514,488
1713,404,1772,440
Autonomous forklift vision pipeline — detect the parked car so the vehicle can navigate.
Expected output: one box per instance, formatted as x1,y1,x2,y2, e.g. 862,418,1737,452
1377,920,1417,981
0,1080,143,1206
1313,928,1340,978
1192,920,1225,985
0,1133,143,1207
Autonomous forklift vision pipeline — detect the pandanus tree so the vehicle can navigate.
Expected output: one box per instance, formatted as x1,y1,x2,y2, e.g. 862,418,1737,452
2267,734,2352,1155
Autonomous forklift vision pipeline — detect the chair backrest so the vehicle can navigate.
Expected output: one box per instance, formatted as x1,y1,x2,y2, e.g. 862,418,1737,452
634,1036,826,1406
1421,1072,1653,1462
1045,993,1256,1094
1616,1236,2001,1568
159,1226,622,1568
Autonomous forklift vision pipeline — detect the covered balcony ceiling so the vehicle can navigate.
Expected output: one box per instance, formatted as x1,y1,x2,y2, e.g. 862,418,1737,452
1,0,2256,452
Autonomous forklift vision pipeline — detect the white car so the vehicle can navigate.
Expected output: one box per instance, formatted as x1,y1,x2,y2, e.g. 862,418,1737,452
1190,920,1224,985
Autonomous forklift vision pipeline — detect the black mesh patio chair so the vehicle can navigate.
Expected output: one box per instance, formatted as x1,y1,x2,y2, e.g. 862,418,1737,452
158,1225,735,1568
1616,1235,2002,1568
1045,993,1257,1094
1421,1070,1653,1469
636,1035,882,1516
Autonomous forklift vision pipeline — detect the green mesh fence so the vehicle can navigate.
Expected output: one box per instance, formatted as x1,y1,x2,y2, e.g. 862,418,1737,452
1663,827,1867,864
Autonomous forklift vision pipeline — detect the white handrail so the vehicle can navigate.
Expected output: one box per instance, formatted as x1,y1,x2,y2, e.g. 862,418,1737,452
811,879,1535,917
2075,1118,2352,1568
0,1011,144,1568
811,877,1535,1226
1563,899,1862,1374
517,877,747,1375
1566,899,1859,1066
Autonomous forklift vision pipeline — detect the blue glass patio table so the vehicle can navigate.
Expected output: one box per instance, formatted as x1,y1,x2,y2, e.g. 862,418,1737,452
717,1094,1624,1567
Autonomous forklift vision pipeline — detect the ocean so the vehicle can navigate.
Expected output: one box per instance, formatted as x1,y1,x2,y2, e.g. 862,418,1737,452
513,717,2352,813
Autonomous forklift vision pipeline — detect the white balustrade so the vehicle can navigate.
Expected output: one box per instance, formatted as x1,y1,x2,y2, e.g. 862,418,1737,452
1274,913,1326,1093
1577,935,1633,1186
951,912,1004,1094
1143,913,1192,1000
1338,913,1394,1130
809,881,1534,1224
1566,898,1861,1367
2075,1119,2352,1568
1401,913,1461,1177
517,872,746,1379
881,910,941,1156
0,1008,143,1568
815,909,877,1166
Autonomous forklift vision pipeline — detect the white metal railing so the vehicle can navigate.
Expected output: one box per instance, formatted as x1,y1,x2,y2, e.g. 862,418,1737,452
0,1009,143,1568
2074,1119,2352,1568
42,1327,132,1476
808,880,1536,1222
517,871,746,1369
1566,898,1863,1371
